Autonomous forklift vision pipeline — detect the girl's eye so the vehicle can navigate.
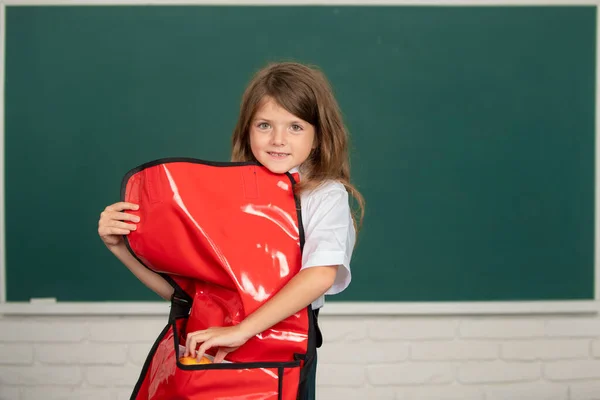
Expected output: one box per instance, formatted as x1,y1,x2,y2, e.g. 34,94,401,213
258,122,270,129
290,124,303,132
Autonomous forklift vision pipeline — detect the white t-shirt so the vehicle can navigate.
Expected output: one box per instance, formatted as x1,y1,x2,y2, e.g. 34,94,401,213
291,170,355,309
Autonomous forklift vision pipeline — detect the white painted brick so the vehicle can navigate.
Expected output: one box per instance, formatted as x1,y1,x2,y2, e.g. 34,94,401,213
592,339,600,358
368,318,456,340
544,360,600,380
87,319,166,343
458,361,540,383
367,363,455,385
35,343,128,365
317,387,396,400
316,364,366,387
318,317,367,342
20,387,113,400
85,365,142,387
0,321,86,342
402,386,484,400
0,386,20,400
1,314,599,400
460,319,545,339
0,344,34,364
128,343,154,366
116,390,135,400
546,318,600,337
318,340,408,363
0,366,83,385
501,339,589,361
484,383,568,400
570,381,600,400
411,341,498,361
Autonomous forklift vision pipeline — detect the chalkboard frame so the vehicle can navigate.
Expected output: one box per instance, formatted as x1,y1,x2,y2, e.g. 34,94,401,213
0,0,597,315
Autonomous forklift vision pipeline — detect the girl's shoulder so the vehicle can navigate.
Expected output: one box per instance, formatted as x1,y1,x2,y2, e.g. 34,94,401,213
299,179,354,237
300,181,350,216
302,180,348,200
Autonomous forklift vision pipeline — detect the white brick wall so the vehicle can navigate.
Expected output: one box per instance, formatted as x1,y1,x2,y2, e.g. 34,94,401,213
0,313,599,400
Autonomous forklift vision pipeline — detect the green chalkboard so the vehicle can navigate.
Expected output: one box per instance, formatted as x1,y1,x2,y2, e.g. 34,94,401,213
5,6,595,302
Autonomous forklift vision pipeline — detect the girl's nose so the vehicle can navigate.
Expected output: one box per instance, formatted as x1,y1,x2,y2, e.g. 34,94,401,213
271,128,286,146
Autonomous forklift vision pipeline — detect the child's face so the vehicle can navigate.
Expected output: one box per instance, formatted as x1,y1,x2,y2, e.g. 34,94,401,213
249,97,315,174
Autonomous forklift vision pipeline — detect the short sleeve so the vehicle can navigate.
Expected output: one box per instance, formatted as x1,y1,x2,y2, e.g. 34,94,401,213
300,184,355,297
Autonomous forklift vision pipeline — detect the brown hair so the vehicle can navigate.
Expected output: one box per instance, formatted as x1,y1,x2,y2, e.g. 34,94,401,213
231,62,365,230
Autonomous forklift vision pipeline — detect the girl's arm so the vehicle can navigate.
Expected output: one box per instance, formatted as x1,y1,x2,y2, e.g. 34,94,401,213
184,186,353,362
185,264,337,361
98,201,174,301
110,244,175,301
239,265,336,334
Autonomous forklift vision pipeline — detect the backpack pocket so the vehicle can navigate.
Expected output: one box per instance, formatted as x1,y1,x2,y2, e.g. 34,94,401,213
131,317,304,400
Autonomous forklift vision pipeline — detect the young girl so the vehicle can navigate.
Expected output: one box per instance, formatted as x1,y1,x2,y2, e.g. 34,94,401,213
98,61,364,399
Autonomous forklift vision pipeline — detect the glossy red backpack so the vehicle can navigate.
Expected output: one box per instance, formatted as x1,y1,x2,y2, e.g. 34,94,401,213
121,159,317,400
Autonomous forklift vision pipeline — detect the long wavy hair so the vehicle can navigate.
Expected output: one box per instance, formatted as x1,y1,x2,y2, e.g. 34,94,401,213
231,62,364,230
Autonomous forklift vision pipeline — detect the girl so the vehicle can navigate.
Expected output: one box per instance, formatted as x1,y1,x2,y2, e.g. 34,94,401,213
98,61,364,399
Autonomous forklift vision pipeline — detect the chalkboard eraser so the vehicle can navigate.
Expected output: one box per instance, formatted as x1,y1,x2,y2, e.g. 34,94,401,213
29,297,57,304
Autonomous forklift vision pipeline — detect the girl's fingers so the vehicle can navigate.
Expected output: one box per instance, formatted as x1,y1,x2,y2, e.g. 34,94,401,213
186,331,211,358
105,202,139,212
99,211,140,225
98,221,136,234
110,221,137,231
188,339,199,358
213,348,228,364
99,225,130,235
113,212,140,223
185,333,197,357
196,342,213,361
104,228,130,236
98,203,139,245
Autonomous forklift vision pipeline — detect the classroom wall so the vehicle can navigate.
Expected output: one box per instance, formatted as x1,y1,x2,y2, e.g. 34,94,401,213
1,3,599,400
0,313,599,400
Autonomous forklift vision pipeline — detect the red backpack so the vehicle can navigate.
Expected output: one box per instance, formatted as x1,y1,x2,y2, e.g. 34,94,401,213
121,159,317,400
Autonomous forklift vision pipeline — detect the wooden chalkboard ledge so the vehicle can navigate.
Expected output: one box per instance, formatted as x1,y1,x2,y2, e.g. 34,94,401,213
0,301,597,316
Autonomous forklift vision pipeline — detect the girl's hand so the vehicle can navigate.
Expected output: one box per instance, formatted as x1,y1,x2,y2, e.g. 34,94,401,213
185,325,253,363
98,202,140,249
